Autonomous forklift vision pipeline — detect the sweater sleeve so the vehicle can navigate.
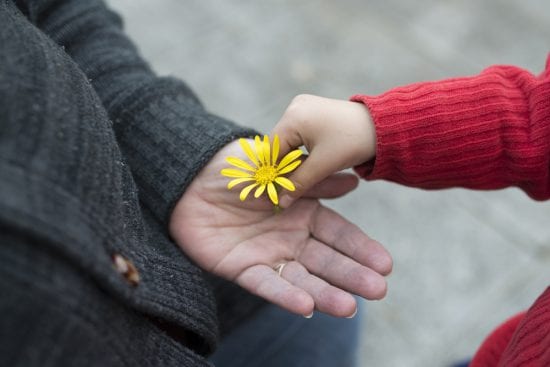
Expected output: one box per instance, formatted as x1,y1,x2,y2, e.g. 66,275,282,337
351,56,550,200
16,0,256,225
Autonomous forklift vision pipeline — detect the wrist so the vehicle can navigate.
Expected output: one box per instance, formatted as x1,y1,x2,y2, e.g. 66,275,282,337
348,101,376,163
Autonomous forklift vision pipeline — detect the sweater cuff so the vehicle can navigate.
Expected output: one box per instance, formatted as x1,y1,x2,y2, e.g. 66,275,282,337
351,64,550,199
110,77,257,226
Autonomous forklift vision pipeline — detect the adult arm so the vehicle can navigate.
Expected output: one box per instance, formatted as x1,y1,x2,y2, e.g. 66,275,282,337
16,0,256,225
14,0,393,317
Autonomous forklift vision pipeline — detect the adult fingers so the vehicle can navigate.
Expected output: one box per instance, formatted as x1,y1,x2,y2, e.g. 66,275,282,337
233,259,360,318
297,237,388,301
311,205,393,276
236,264,315,317
277,261,357,318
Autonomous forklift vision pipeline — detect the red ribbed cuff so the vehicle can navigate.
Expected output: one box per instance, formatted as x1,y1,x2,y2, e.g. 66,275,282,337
351,63,550,199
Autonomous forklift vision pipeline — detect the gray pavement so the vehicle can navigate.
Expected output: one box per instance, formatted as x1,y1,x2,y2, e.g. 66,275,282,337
106,1,550,366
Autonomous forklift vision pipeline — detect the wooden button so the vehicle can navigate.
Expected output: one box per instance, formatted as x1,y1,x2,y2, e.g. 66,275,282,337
112,253,140,286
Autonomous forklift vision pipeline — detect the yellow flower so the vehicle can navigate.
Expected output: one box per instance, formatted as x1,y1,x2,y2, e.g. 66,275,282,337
220,135,302,205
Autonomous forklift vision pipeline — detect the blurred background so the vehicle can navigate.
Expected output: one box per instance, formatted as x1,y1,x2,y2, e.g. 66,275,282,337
106,1,550,366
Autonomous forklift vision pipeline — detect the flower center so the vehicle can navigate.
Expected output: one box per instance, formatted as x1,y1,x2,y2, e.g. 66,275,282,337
254,165,278,185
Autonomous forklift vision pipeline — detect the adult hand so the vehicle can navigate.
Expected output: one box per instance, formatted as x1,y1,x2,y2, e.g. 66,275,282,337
272,94,377,207
170,140,391,318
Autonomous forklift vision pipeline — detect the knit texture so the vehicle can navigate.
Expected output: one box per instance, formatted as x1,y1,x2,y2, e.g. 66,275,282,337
352,56,550,366
1,0,264,365
498,287,550,366
352,58,550,200
469,312,526,367
23,0,258,226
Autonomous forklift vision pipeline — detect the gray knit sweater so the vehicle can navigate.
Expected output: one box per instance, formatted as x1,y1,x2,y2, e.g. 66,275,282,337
0,0,263,365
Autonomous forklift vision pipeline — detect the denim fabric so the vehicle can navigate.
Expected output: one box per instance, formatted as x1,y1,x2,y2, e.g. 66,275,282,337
210,302,362,367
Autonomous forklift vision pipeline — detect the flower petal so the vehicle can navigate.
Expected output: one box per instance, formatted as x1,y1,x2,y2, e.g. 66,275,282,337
226,156,256,172
221,168,254,178
274,176,296,191
239,138,259,167
267,182,278,205
254,184,266,198
239,183,258,201
277,149,303,170
263,135,270,166
272,134,280,165
277,159,301,175
228,177,255,189
254,136,265,165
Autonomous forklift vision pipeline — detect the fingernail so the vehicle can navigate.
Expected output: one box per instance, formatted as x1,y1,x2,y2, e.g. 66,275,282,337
280,195,292,208
346,308,358,319
303,311,314,319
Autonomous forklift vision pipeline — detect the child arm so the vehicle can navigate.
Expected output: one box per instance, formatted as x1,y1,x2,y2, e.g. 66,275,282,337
274,56,550,206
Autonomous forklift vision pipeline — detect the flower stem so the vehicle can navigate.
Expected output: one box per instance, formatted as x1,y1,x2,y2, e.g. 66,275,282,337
273,205,283,214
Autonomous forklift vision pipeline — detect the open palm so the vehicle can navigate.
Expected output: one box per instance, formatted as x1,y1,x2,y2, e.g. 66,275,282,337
169,140,392,317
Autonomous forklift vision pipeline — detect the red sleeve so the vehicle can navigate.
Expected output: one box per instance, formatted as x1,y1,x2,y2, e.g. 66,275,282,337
351,55,550,200
469,312,526,367
468,287,550,367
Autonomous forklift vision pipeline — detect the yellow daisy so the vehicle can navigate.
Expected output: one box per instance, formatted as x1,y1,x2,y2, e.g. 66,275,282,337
221,134,302,205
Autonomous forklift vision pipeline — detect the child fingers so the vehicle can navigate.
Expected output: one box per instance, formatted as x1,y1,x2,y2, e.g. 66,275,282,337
302,172,359,199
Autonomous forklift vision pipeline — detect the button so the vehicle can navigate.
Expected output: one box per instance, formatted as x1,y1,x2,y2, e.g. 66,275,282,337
112,253,140,286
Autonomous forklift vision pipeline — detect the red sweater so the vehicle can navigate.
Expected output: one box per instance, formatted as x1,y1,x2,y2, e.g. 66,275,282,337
352,54,550,366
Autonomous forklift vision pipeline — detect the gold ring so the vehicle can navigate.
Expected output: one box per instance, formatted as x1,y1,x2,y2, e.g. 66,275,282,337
274,263,287,277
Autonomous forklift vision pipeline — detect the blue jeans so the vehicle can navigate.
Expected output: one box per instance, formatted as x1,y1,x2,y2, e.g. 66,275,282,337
210,303,362,367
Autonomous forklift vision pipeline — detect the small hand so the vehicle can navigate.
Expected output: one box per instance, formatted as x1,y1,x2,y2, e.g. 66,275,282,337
272,94,377,207
170,140,391,318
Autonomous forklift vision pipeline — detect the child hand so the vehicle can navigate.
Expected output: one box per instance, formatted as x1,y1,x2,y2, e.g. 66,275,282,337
271,94,377,207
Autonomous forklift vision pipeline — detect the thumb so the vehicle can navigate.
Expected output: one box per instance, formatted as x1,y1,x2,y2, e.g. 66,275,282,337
279,150,348,208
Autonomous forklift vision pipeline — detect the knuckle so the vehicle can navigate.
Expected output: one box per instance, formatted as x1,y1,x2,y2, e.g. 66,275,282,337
292,178,306,193
290,93,315,105
285,94,316,123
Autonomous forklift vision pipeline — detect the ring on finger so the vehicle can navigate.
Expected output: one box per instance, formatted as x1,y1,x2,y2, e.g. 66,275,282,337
274,262,287,277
